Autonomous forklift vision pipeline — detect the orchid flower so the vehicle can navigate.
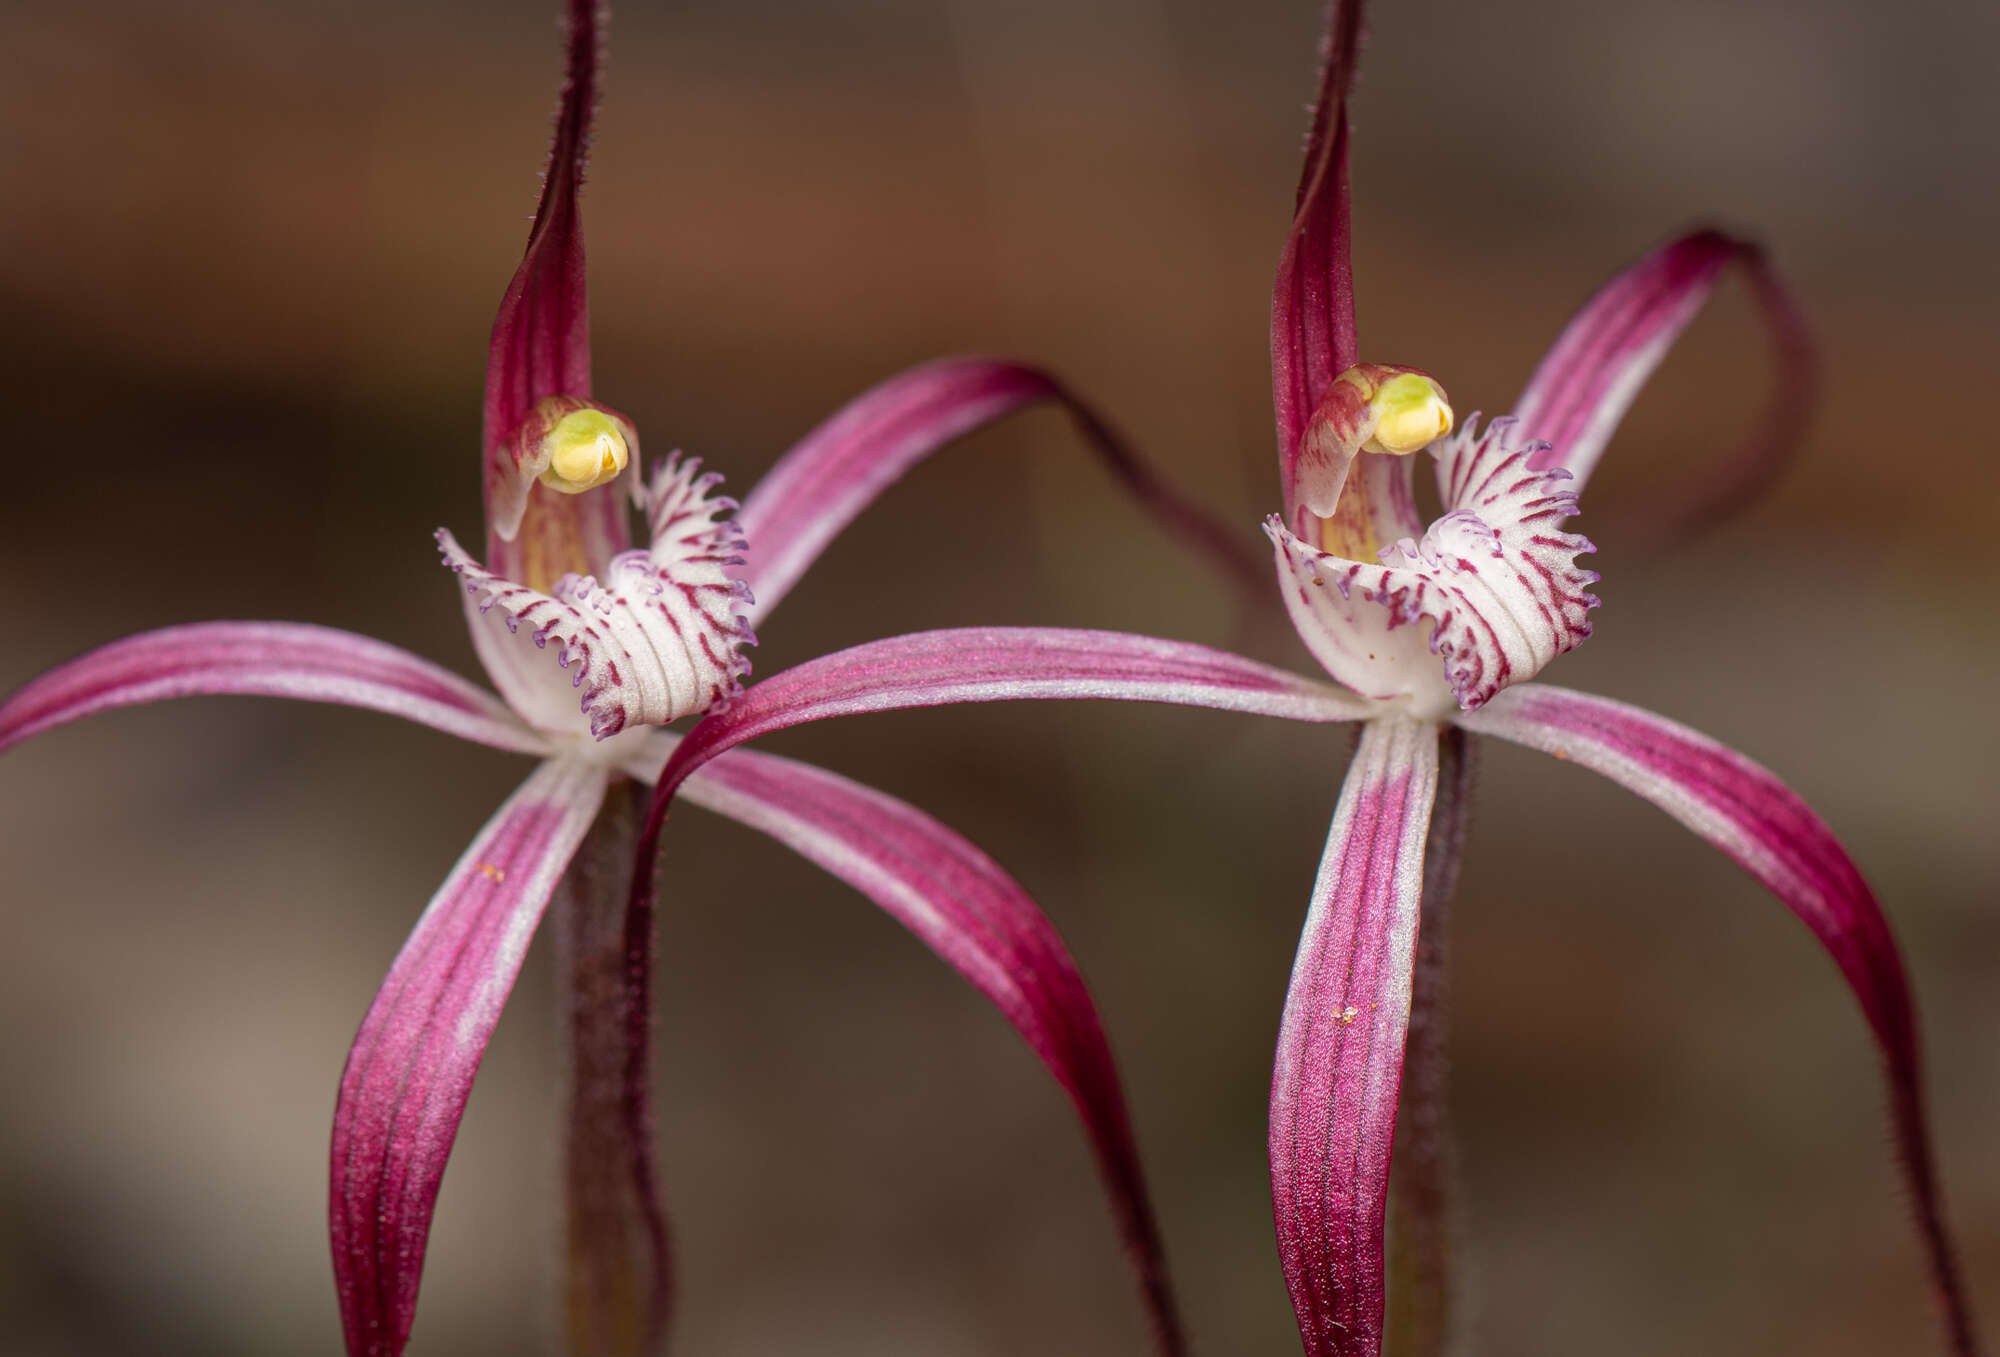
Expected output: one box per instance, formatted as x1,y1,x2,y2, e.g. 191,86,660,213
0,4,1282,1353
623,3,1980,1354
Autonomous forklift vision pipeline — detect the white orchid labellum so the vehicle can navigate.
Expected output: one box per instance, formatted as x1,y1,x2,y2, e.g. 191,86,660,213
1268,362,1600,717
443,441,757,740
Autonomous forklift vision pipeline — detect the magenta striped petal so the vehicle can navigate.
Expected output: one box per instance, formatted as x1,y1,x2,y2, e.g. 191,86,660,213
679,748,1185,1353
332,758,607,1357
1457,684,1977,1355
481,0,631,581
649,628,1367,803
1272,0,1365,527
0,621,546,757
1510,229,1815,531
733,357,1261,627
1270,718,1440,1356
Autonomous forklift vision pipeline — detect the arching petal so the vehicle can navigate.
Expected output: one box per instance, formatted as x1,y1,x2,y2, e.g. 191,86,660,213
676,747,1187,1354
1457,684,1977,1356
732,357,1262,628
650,628,1369,802
481,0,632,583
1273,0,1366,526
1511,229,1815,532
0,621,547,757
1270,717,1440,1356
332,757,607,1357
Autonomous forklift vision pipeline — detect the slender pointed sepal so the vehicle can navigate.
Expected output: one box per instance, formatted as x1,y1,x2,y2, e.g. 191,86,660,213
733,356,1262,628
1269,717,1440,1356
1511,229,1815,539
483,0,632,585
0,621,548,758
1273,0,1366,531
1457,684,1979,1356
677,747,1188,1354
331,758,608,1357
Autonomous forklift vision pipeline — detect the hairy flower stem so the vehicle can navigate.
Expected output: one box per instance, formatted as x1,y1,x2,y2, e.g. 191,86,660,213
1386,728,1472,1357
556,779,672,1356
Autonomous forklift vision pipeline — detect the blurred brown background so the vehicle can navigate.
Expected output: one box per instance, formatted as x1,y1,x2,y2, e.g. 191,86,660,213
1,0,1995,1353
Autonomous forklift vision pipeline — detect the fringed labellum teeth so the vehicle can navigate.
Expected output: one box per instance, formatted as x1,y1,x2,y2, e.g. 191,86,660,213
1269,415,1601,715
439,452,755,741
1295,364,1453,523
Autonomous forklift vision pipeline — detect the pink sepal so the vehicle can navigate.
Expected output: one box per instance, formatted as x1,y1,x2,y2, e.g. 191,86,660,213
1511,228,1815,537
678,748,1187,1353
331,757,607,1357
481,0,633,579
1272,0,1366,526
1458,684,1977,1355
0,621,546,757
735,357,1262,628
653,627,1370,796
1269,718,1440,1356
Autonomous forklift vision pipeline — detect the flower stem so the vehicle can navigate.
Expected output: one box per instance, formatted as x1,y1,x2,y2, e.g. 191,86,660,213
555,779,672,1356
1387,727,1473,1357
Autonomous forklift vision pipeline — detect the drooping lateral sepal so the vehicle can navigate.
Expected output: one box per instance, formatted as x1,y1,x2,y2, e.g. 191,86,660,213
331,757,608,1357
1270,717,1440,1356
1457,685,1980,1356
1268,416,1599,713
442,454,755,739
671,746,1189,1353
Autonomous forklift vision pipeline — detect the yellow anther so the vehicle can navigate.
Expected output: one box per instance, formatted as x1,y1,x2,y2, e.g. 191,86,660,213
539,407,630,494
1364,372,1454,455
